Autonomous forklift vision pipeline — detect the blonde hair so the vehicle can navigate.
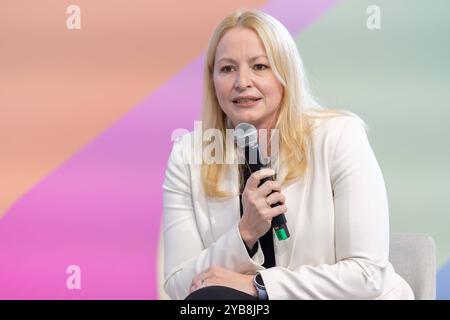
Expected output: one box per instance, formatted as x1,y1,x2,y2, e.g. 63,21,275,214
201,9,360,198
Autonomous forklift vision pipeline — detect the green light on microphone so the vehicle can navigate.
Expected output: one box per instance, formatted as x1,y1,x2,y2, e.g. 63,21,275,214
275,227,288,240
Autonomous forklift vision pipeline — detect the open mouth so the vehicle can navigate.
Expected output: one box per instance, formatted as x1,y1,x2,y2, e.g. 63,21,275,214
232,98,262,105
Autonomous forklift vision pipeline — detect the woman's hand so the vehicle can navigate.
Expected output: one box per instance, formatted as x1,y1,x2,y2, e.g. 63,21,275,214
239,168,287,248
190,265,257,297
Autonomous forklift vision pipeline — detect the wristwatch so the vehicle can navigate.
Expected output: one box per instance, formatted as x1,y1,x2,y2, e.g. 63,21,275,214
253,272,268,300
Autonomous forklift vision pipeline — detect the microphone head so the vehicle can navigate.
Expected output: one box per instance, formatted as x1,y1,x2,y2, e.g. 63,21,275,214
234,123,258,149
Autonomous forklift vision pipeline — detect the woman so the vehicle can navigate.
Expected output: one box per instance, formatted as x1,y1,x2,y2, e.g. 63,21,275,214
162,9,414,300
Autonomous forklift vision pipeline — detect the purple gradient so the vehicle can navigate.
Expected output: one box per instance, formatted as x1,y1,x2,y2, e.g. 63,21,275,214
0,0,340,299
264,0,341,33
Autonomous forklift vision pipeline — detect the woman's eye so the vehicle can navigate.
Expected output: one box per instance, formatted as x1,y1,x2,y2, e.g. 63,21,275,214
254,64,269,71
220,66,235,73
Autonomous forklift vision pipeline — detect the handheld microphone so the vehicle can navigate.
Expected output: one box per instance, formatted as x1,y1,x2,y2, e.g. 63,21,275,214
234,123,290,241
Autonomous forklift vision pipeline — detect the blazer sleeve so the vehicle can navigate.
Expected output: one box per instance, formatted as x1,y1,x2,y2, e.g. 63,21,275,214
162,136,265,300
259,117,406,299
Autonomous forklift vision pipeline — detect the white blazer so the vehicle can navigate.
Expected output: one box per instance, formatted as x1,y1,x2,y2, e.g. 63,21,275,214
162,115,414,300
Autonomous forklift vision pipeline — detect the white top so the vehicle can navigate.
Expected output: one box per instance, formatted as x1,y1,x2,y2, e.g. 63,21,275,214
162,115,414,300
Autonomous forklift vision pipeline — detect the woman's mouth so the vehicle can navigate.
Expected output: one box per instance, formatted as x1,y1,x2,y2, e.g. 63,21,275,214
232,97,262,107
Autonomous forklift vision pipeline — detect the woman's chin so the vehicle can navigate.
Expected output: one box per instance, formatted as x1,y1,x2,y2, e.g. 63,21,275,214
232,111,262,126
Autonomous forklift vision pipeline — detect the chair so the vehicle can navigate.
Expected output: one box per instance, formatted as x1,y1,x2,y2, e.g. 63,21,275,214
389,233,436,299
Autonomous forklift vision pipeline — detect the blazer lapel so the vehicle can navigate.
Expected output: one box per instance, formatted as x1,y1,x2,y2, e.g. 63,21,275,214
205,164,241,242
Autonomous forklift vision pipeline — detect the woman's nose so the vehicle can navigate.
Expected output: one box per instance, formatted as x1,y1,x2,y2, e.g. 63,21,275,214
235,68,252,89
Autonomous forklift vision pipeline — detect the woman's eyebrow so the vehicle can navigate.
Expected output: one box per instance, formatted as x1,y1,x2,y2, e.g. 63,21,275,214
216,55,268,64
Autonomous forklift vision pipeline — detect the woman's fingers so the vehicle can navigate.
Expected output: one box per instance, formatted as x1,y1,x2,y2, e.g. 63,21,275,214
241,168,287,238
190,276,201,292
245,168,276,191
190,266,223,291
263,204,288,220
265,191,285,207
258,179,282,198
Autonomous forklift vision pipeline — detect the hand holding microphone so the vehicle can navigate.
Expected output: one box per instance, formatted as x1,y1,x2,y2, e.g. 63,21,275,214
234,123,290,241
239,168,288,247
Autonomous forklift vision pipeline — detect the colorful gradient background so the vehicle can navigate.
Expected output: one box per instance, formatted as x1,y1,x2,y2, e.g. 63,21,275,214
0,0,449,299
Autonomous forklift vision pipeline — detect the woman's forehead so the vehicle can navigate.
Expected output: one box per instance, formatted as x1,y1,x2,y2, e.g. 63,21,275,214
218,28,262,49
215,28,266,62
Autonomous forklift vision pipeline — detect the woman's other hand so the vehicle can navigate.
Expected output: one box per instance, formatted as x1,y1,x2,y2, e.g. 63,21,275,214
190,265,257,297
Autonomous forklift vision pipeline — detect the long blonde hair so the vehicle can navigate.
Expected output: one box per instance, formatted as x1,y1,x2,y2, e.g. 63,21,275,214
201,9,359,198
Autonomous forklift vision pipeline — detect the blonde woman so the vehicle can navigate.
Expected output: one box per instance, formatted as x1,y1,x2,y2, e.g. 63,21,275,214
162,9,414,300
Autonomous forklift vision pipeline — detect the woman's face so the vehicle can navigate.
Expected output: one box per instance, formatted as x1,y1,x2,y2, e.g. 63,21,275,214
213,27,283,129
